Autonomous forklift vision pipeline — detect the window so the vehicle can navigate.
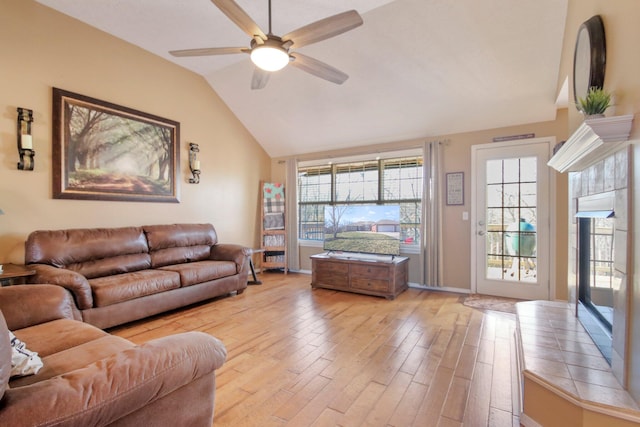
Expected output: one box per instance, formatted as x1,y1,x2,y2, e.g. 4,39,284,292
485,157,538,282
298,155,423,249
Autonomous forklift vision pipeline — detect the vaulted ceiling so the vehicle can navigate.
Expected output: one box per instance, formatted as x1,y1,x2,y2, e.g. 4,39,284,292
36,0,568,157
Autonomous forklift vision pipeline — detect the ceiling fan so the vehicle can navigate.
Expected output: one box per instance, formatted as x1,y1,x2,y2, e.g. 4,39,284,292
169,0,363,89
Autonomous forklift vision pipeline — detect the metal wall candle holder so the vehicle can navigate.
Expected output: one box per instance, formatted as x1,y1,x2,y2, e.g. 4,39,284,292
17,107,35,171
188,142,201,184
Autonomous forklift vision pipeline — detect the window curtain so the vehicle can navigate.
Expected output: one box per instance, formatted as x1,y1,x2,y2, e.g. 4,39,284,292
285,158,300,271
423,141,444,287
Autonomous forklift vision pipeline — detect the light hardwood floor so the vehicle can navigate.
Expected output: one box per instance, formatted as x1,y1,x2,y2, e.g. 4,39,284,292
110,272,519,427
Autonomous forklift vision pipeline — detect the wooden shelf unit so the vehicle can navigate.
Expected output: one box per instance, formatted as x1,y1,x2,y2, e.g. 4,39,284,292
310,253,408,300
261,230,287,270
260,182,287,272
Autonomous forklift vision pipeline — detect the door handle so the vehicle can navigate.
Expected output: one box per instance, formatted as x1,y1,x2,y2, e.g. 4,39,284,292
478,230,486,236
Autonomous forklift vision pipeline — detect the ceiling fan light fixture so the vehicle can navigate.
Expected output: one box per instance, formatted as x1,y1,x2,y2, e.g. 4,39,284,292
169,1,363,88
251,42,290,72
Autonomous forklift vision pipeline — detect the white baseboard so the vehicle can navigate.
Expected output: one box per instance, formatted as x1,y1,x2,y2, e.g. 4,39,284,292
519,413,542,427
408,283,471,294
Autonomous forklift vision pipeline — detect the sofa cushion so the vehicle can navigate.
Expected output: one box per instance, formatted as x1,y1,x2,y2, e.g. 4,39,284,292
25,226,150,278
159,260,238,287
66,253,152,280
12,318,109,357
145,224,218,268
90,269,181,307
150,245,212,269
9,334,133,388
10,318,127,387
0,284,79,331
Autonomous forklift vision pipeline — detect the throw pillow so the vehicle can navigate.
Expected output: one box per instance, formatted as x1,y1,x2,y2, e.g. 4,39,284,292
9,332,43,377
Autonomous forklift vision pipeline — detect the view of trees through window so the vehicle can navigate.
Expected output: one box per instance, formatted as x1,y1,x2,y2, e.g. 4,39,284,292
298,156,423,250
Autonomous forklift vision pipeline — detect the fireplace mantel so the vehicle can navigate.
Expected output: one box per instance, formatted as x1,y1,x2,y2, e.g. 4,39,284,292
547,114,634,172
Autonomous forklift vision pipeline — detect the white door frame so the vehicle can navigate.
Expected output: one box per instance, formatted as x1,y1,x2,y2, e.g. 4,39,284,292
470,137,557,300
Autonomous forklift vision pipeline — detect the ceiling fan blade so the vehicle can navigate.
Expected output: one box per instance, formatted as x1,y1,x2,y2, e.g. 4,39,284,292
251,68,271,90
211,0,266,40
290,53,348,85
282,10,363,48
169,47,248,57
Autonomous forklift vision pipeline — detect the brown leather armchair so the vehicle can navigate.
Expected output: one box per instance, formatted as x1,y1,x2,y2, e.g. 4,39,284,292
0,285,226,426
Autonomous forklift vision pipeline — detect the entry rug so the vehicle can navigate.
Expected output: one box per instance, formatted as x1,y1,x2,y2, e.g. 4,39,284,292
463,294,521,314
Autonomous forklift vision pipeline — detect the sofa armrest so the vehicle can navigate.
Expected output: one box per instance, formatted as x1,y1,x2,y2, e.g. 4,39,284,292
0,331,226,427
27,264,93,310
0,285,80,330
210,244,250,273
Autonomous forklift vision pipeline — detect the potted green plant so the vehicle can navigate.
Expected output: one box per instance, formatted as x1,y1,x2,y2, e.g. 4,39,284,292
576,86,612,118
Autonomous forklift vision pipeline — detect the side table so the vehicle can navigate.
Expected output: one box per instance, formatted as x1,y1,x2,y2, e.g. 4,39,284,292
0,263,36,286
248,249,265,285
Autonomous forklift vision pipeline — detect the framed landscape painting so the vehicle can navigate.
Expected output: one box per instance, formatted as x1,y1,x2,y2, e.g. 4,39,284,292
52,88,180,203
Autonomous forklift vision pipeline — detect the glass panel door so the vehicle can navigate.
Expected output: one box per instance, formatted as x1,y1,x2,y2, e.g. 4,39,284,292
485,157,538,282
472,139,551,300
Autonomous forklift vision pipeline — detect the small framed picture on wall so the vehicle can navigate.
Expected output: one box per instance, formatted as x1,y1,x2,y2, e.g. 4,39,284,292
446,172,464,206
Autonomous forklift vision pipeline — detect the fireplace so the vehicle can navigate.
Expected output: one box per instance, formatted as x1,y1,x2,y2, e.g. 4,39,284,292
567,148,629,385
551,116,636,400
576,191,615,363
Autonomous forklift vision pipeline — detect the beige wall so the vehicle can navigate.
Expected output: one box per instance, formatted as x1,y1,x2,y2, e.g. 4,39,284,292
0,1,271,263
562,0,640,135
274,112,569,298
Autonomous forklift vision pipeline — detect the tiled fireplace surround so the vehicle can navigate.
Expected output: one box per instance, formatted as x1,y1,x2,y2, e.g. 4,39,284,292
515,146,640,426
568,147,629,385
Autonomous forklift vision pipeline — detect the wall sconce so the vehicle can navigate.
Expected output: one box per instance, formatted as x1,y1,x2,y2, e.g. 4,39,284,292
17,107,35,171
188,142,201,184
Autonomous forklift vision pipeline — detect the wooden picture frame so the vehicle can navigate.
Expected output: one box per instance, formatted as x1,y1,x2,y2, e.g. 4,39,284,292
52,88,180,203
446,172,464,206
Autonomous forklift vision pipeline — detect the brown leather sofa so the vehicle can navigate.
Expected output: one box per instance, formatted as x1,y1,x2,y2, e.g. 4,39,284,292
0,284,226,426
25,223,250,329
